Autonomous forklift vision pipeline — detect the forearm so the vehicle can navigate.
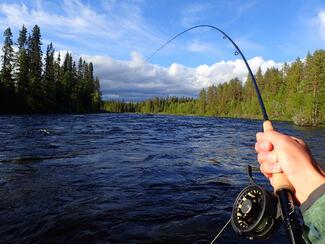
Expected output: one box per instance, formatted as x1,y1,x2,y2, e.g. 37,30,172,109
293,169,325,204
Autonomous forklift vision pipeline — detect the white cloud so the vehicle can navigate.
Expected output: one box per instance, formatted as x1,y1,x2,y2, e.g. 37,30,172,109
0,0,163,55
0,1,284,101
82,52,282,100
318,10,325,39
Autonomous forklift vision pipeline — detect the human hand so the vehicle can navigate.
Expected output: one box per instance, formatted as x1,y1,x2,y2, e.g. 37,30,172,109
255,130,325,204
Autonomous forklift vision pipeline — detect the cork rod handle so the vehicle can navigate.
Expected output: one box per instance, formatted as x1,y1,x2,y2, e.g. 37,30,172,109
263,121,295,193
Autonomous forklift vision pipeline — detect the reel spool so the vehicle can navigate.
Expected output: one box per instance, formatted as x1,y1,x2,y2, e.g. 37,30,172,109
231,166,281,240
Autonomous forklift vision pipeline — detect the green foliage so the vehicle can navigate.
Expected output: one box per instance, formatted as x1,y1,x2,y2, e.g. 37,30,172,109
103,97,196,115
198,89,207,114
303,50,325,125
16,25,30,111
0,27,15,112
0,25,102,113
103,50,325,126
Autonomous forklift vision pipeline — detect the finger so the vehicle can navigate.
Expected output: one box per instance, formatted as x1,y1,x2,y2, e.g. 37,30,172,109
255,140,273,152
257,151,268,164
257,151,277,164
256,132,263,141
259,165,273,179
256,130,285,144
260,161,283,174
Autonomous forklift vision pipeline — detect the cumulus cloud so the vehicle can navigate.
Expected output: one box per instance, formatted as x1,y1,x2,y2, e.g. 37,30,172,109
0,1,283,101
81,52,282,100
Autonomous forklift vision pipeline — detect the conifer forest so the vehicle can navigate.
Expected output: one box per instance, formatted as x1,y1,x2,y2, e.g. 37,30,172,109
0,25,102,113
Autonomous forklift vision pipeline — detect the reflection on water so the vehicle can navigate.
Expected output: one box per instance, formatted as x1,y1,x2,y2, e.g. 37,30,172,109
0,114,323,243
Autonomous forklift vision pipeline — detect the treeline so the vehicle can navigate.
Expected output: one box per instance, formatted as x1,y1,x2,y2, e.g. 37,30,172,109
103,97,195,114
104,50,325,126
0,25,101,113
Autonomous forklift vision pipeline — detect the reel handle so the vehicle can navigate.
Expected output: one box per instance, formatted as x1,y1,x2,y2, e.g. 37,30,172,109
262,121,294,193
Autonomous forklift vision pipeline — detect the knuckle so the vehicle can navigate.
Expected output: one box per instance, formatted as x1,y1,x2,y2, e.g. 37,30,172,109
297,138,306,146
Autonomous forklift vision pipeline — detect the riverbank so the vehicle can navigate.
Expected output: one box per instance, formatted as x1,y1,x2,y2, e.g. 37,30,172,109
102,108,325,127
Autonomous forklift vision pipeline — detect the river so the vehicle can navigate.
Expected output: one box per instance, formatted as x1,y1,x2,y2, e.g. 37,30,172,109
0,113,324,243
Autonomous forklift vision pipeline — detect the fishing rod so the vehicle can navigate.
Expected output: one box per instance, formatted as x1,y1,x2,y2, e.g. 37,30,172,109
146,25,305,243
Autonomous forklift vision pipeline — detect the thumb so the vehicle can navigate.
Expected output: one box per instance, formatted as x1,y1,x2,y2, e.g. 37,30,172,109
256,130,285,145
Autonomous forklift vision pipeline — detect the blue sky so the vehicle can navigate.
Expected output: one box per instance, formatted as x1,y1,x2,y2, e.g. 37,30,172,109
0,0,324,100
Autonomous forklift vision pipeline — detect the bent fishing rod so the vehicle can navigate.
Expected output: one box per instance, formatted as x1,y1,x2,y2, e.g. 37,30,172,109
146,25,304,243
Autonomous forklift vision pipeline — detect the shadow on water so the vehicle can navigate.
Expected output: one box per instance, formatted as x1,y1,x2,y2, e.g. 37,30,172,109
0,114,323,243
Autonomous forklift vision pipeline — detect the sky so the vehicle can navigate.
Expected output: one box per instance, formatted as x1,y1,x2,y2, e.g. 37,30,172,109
0,0,324,100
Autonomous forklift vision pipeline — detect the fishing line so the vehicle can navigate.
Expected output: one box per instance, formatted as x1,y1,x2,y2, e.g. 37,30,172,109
210,218,231,244
144,25,304,243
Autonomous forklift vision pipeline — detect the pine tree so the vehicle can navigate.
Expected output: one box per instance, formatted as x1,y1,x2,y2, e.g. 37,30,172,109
284,58,304,119
0,25,102,114
44,42,56,110
0,27,15,112
255,67,264,91
89,62,94,81
198,88,207,114
206,85,216,115
55,52,65,112
61,53,75,111
16,25,30,112
29,25,43,82
78,57,83,79
28,25,43,111
55,52,61,83
304,50,325,125
94,76,102,109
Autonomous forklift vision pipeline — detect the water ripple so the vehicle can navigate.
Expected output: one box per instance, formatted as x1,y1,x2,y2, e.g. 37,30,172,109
0,113,323,243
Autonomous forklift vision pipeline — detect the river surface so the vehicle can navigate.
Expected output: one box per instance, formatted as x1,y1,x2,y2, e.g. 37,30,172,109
0,113,324,244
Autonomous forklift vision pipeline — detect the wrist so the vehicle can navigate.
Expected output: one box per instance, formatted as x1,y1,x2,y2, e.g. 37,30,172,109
300,183,325,214
295,170,325,204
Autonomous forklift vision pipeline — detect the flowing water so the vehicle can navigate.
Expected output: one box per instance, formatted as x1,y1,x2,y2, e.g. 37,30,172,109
0,113,324,243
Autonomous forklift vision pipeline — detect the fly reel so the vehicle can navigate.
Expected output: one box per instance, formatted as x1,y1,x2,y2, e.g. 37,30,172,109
231,166,281,240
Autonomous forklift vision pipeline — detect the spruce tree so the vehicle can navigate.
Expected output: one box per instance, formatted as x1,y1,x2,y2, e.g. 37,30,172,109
89,62,94,81
28,25,43,111
55,52,65,112
77,57,83,80
44,42,55,110
0,27,15,112
16,25,30,112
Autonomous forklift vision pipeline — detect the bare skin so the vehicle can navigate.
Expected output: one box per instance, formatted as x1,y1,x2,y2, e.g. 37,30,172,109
255,130,325,204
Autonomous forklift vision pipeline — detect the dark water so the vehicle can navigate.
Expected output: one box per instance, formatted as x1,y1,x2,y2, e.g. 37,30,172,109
0,114,324,244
